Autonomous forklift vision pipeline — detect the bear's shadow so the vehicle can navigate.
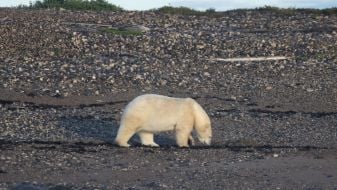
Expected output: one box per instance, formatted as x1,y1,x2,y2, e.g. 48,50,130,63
58,116,176,146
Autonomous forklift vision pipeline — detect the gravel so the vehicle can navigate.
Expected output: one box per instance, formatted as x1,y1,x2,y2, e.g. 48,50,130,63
1,9,336,97
0,8,337,189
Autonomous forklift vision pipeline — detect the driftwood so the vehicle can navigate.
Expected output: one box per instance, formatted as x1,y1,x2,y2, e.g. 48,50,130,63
209,56,290,62
0,16,13,24
62,22,150,32
62,22,113,28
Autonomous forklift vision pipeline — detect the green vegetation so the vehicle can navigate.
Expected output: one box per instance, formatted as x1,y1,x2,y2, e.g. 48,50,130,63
255,6,337,16
205,8,216,13
25,0,123,11
17,2,337,16
155,6,201,15
154,6,218,16
154,5,337,16
99,28,143,36
320,7,337,15
255,6,297,15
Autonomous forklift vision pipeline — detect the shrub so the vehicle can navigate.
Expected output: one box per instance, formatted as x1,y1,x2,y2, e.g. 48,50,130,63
156,6,201,15
257,6,337,16
257,6,296,15
206,8,216,13
28,0,123,11
154,6,220,17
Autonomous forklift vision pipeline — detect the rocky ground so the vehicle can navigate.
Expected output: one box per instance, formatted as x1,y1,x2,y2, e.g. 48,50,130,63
0,9,337,189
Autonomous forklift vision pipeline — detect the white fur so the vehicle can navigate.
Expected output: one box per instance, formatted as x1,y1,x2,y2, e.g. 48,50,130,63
114,94,212,147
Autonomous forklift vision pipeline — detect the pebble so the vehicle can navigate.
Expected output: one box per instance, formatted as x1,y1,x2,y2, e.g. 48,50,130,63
306,88,314,92
0,9,335,97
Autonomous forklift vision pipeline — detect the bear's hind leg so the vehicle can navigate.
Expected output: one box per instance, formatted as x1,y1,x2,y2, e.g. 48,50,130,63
138,131,159,147
114,125,136,147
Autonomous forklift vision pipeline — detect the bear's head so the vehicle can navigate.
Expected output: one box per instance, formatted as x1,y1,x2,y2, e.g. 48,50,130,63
196,123,212,145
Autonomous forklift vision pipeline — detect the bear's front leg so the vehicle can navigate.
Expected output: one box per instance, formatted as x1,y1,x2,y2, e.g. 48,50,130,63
188,135,195,146
175,128,192,148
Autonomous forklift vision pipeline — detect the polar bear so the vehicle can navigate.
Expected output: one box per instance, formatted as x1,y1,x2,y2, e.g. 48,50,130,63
114,94,212,147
